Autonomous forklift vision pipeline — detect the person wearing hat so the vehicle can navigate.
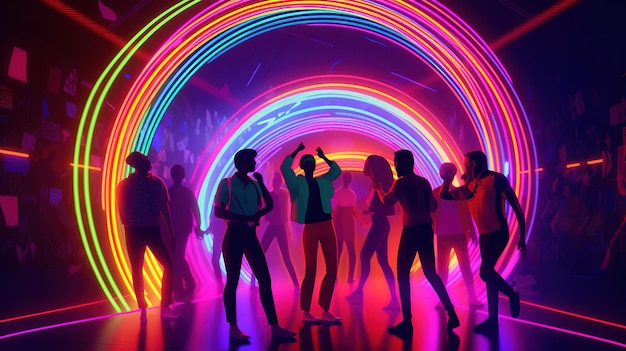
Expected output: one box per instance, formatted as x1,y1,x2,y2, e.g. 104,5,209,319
117,151,180,323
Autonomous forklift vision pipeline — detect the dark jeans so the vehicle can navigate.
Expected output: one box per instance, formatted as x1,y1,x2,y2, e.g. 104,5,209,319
223,222,278,325
397,224,454,322
124,225,174,309
479,229,515,319
356,214,396,297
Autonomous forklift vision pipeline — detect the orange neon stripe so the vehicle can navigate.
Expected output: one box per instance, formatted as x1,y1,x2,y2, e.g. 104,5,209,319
0,148,29,158
70,163,102,172
566,162,581,169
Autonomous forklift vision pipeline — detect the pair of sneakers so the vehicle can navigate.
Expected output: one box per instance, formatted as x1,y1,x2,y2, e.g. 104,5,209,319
302,311,342,323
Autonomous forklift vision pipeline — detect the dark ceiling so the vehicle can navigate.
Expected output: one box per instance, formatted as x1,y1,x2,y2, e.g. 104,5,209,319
1,0,625,128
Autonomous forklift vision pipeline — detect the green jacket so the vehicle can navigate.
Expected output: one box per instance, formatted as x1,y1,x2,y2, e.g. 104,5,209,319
280,155,341,224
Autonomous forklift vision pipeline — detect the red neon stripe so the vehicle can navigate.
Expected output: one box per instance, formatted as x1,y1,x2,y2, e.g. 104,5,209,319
0,299,111,324
490,0,582,50
520,299,626,331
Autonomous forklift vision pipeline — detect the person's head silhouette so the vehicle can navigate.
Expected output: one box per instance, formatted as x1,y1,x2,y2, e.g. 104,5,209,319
439,163,457,181
234,149,257,174
364,155,394,191
393,150,414,177
341,172,352,188
126,151,151,174
464,150,488,180
171,164,185,184
299,154,315,174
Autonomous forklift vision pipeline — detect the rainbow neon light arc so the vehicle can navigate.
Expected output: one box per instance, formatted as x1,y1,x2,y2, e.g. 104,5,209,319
74,0,538,311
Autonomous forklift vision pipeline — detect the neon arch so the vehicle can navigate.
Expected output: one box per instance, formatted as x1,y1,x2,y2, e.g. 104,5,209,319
74,0,538,311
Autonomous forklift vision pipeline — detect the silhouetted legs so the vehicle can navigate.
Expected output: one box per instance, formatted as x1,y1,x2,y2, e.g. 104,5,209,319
300,220,338,313
125,226,174,309
436,234,479,302
390,224,458,335
475,229,518,333
222,223,278,326
261,224,299,287
211,230,224,286
335,207,356,283
173,232,195,299
348,214,397,305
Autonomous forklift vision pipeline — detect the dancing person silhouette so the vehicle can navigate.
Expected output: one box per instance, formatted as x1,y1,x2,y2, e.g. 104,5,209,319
281,142,342,323
117,151,180,323
346,155,399,310
214,149,296,340
432,163,482,308
168,164,204,301
333,172,361,284
260,171,299,292
440,150,526,334
374,150,460,336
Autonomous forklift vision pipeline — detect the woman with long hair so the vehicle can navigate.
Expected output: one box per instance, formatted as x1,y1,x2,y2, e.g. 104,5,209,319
346,155,399,309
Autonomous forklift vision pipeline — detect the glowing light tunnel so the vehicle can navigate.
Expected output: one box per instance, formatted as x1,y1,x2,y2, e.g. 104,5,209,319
74,0,538,312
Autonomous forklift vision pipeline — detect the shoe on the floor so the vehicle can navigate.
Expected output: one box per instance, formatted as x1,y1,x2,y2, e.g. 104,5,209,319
140,308,147,324
271,325,297,338
447,310,460,329
160,307,181,319
383,300,401,310
388,321,413,336
345,291,363,304
302,311,321,322
473,318,499,334
229,326,251,340
509,291,520,318
321,310,342,323
469,298,484,307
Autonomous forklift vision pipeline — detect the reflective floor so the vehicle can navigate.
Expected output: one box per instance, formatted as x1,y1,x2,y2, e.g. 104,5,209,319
1,261,626,351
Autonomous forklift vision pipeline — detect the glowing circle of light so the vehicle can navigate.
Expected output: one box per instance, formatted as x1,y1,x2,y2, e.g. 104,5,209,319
74,0,538,311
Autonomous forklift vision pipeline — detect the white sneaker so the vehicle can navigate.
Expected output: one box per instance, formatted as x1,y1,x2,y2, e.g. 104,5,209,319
302,311,321,322
383,300,401,310
271,325,296,338
321,310,341,323
229,326,251,340
345,291,363,304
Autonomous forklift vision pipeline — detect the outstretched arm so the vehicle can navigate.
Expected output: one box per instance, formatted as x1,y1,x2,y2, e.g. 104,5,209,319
439,175,473,200
317,147,341,181
281,143,305,192
503,188,526,257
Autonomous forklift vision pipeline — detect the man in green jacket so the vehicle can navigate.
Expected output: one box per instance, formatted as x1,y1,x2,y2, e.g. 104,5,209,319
281,142,342,323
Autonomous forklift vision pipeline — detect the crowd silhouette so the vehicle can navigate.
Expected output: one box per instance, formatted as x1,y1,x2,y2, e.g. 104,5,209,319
117,145,527,340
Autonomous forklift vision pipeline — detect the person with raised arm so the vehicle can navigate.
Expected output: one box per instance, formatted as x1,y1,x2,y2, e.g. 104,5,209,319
280,142,342,323
440,150,526,334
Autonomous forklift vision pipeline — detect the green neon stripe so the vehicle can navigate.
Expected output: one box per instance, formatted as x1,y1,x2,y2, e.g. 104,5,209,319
74,0,200,312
